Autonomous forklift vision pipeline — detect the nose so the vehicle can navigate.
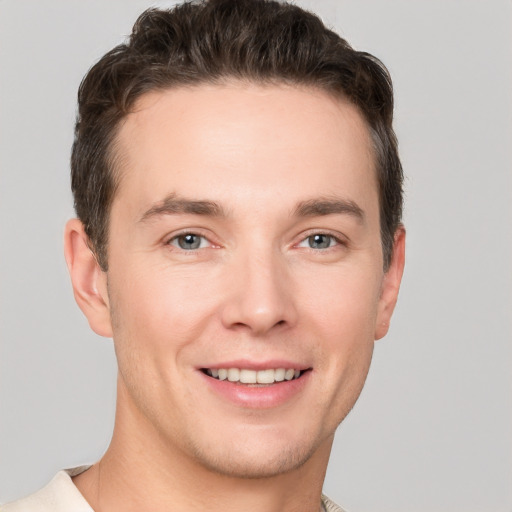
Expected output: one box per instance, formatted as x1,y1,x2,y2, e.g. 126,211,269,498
220,248,298,336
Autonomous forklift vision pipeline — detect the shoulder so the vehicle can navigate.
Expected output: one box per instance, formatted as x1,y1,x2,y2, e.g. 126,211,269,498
1,467,93,512
322,493,350,512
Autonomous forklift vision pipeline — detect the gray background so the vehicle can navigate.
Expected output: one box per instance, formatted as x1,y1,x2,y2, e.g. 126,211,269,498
1,1,511,510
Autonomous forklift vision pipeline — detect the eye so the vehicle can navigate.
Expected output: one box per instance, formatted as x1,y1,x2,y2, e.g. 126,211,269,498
168,233,209,250
297,233,340,250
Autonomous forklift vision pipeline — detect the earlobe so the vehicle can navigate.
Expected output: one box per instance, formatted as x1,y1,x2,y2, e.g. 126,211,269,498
64,219,113,338
375,226,406,340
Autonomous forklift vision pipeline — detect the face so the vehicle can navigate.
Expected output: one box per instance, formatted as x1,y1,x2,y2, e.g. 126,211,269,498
71,83,404,479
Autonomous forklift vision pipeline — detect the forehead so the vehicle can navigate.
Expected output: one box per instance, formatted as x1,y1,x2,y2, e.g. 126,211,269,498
112,83,377,216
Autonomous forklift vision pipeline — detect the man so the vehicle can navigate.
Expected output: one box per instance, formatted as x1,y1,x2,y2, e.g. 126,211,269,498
3,0,405,510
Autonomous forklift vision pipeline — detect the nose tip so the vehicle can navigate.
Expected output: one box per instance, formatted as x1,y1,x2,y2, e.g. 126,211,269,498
229,305,288,335
220,255,297,336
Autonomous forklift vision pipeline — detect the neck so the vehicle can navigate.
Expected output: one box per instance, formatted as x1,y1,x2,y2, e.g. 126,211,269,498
74,377,333,512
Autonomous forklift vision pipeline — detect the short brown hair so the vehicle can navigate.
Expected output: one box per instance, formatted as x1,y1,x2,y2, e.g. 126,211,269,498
71,0,403,270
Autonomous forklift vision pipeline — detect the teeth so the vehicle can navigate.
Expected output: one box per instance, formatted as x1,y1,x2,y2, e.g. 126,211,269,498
205,367,302,384
274,368,285,382
256,369,275,384
240,369,257,384
227,368,240,382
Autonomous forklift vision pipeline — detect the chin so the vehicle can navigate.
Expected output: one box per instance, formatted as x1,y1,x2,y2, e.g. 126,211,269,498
193,446,313,479
185,426,330,479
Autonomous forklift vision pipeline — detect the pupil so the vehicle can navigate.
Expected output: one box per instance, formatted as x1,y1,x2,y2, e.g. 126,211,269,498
179,234,200,250
310,234,330,249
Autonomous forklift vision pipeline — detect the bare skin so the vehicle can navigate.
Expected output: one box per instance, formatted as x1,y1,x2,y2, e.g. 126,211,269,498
65,83,405,512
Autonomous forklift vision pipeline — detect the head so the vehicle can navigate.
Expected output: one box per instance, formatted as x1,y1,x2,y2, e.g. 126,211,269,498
65,0,405,481
71,0,402,272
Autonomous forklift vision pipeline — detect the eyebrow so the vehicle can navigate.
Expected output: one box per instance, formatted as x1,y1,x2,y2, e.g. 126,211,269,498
293,197,365,222
139,194,227,222
139,194,364,224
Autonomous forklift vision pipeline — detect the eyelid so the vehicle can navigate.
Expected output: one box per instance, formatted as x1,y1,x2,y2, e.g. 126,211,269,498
169,234,209,250
294,229,348,248
165,228,218,250
163,228,347,251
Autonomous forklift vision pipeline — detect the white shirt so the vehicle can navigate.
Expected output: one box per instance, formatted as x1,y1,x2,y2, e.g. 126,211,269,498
1,467,93,512
2,466,347,512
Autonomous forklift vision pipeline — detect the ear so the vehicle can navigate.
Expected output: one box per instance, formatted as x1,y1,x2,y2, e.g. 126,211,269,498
64,218,113,338
375,225,406,340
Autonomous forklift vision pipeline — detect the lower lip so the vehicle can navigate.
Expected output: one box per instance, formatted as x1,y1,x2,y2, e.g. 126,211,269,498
199,371,311,409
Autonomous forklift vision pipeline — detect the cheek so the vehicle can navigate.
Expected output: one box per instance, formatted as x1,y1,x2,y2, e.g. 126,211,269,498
108,263,222,359
106,266,219,416
303,265,382,335
304,266,380,396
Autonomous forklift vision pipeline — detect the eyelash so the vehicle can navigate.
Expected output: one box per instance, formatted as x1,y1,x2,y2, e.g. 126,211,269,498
165,230,346,253
166,231,213,251
295,231,346,251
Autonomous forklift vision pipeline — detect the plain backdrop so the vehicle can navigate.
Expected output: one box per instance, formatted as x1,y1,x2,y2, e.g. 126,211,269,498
1,1,511,511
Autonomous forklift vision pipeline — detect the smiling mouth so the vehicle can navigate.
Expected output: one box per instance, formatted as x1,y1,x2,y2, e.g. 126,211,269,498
201,368,309,385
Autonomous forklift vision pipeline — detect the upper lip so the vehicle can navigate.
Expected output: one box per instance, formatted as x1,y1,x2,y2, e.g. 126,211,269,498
198,360,310,371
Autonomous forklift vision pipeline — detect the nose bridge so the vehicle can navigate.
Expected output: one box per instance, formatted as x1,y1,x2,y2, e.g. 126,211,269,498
221,239,297,334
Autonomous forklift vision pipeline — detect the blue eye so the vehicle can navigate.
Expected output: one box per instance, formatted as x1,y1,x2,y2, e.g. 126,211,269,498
298,234,339,249
309,234,333,249
169,233,208,250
